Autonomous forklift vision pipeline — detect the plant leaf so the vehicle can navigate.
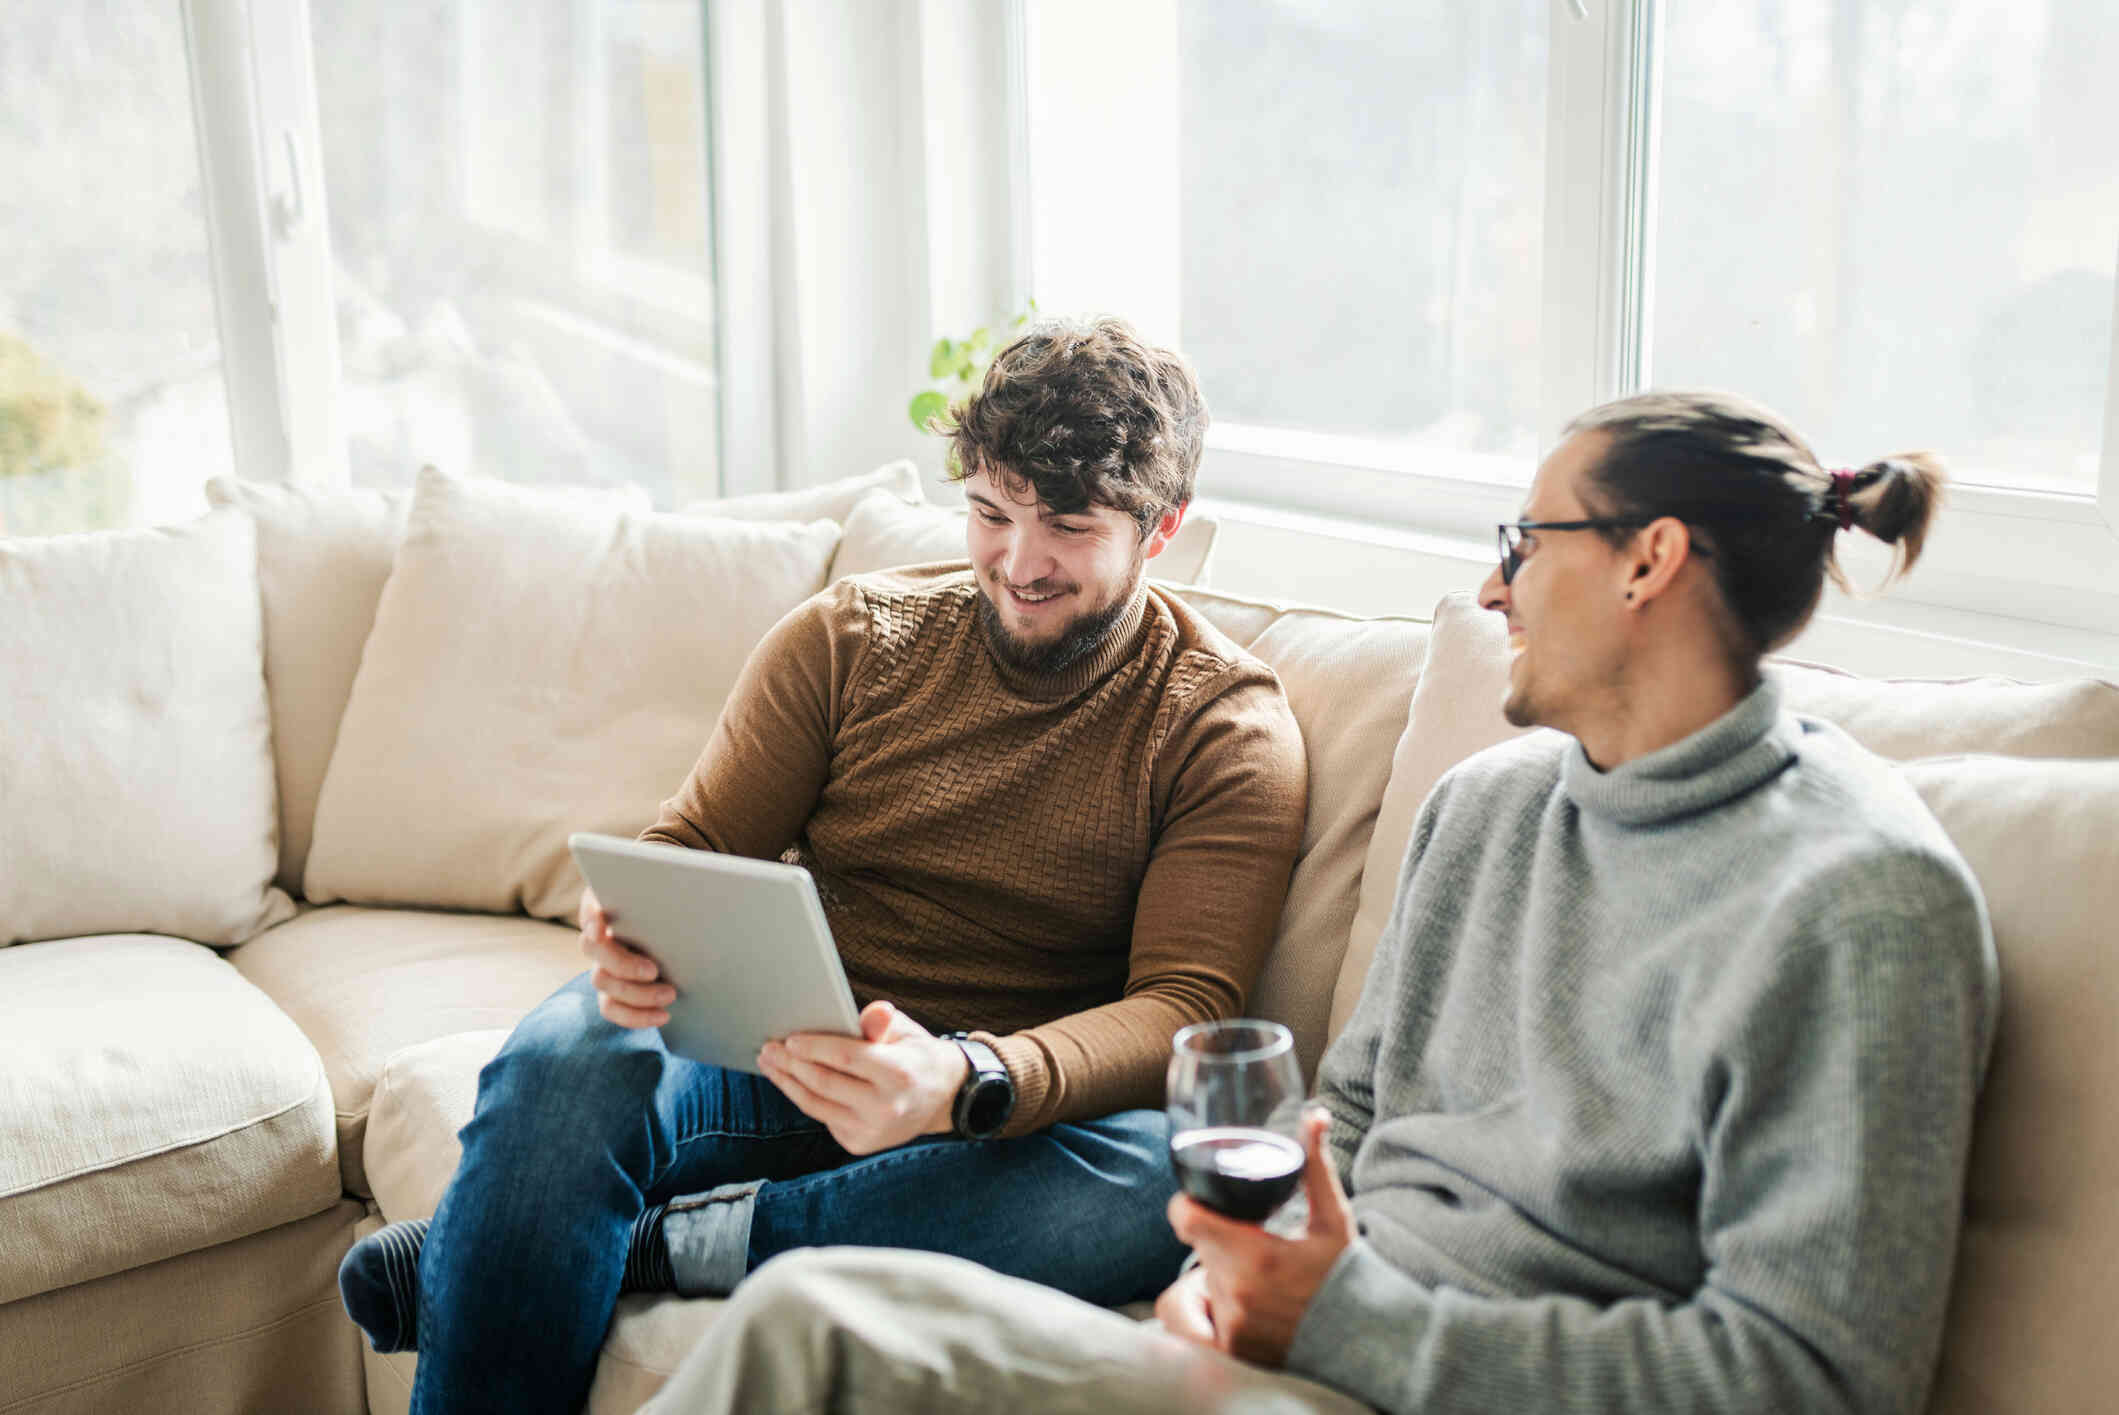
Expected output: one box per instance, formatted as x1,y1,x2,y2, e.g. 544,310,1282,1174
908,389,951,433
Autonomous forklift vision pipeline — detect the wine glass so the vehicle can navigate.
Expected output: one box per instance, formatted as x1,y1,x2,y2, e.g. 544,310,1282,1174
1166,1019,1306,1222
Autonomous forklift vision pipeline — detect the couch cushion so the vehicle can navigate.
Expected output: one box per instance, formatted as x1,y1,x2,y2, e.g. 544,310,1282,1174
1329,591,2119,1037
229,906,586,1196
0,936,339,1305
1911,756,2119,1414
302,468,841,921
683,459,924,522
829,489,1221,586
1173,588,1429,1079
363,1029,505,1226
0,510,293,947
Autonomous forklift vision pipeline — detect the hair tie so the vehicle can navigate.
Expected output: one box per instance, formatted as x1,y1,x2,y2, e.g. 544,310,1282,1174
1830,469,1858,531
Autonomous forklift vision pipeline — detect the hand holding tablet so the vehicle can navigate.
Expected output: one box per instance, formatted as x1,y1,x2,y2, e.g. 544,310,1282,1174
567,834,864,1073
577,885,677,1027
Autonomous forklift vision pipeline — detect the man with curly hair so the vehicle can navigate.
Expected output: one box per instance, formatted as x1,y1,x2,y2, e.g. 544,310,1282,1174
336,317,1310,1415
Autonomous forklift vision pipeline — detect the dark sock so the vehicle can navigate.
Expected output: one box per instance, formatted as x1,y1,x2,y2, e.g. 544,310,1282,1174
337,1207,679,1354
625,1201,676,1293
338,1218,428,1353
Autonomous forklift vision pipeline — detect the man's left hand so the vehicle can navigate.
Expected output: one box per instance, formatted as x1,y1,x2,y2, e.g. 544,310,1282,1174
1165,1106,1353,1367
759,1001,969,1155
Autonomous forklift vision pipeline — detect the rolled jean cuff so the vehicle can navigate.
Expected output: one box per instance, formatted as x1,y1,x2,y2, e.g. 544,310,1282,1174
664,1180,764,1297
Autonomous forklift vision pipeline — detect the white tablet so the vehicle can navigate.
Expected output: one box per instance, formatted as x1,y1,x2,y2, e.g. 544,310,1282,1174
567,833,863,1072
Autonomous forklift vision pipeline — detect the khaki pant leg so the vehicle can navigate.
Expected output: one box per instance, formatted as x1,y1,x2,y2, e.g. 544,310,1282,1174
637,1246,1374,1415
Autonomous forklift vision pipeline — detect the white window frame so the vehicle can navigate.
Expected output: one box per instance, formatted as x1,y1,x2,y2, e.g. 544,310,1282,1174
184,0,345,491
1022,0,2119,661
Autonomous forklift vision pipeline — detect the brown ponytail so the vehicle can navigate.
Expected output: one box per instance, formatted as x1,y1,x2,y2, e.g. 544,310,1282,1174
1823,454,1946,593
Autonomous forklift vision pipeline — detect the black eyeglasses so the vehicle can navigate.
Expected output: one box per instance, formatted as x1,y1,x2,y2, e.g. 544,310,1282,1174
1495,519,1657,586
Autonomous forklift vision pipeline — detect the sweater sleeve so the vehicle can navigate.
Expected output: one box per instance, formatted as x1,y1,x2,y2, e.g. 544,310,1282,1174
639,584,868,860
978,668,1308,1135
1282,847,1996,1415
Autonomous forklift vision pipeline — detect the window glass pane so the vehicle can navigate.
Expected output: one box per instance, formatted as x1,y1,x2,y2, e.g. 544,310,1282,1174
1654,2,2119,493
1178,0,1548,460
312,1,719,504
0,2,235,536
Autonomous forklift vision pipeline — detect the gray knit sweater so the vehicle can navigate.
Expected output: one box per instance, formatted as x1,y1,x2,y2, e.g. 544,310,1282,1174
1282,676,1998,1414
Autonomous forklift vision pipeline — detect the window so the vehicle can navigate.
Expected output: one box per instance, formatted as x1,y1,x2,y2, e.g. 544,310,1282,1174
1024,0,2119,647
0,2,236,536
0,0,725,535
1179,2,1547,463
311,0,720,504
1654,2,2119,497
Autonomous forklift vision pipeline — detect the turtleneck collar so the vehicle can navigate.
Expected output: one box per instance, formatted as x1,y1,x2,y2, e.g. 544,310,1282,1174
1561,677,1797,827
982,578,1153,702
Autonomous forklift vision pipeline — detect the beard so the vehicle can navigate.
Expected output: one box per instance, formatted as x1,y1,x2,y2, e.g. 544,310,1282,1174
976,559,1144,677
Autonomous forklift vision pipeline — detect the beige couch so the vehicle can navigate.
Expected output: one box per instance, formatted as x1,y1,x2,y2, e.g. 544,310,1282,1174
2,462,2114,1415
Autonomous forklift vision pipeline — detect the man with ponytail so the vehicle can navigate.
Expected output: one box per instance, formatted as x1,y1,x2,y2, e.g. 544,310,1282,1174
639,391,1998,1415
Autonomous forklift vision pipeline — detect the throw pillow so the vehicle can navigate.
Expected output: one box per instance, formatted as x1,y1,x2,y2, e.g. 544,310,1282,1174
301,468,840,920
1775,654,2119,759
204,475,649,895
0,510,294,946
203,479,411,894
210,466,916,895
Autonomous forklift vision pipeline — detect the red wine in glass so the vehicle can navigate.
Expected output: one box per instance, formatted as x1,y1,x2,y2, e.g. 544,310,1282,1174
1170,1126,1305,1221
1167,1019,1305,1222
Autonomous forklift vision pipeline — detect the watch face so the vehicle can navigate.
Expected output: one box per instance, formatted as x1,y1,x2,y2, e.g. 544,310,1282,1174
965,1078,1011,1137
951,1038,1013,1139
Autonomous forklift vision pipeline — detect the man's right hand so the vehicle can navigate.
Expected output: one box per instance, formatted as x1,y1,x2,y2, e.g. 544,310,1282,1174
577,885,676,1028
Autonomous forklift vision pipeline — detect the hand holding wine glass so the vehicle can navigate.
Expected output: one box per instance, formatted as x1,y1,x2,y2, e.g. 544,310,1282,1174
1161,1100,1356,1366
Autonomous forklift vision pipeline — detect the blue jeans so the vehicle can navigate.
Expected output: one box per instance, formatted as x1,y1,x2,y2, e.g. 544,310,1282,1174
411,974,1187,1415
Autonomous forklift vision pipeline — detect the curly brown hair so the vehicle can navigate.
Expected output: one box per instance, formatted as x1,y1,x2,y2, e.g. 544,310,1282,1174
944,316,1207,534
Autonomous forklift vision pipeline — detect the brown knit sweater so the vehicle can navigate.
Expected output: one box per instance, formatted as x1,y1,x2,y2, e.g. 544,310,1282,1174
641,564,1307,1136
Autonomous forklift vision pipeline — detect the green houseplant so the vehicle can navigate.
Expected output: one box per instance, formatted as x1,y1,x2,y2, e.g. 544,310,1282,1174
906,303,1036,462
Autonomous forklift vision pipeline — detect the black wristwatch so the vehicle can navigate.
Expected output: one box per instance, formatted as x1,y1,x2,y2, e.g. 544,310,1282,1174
943,1032,1014,1141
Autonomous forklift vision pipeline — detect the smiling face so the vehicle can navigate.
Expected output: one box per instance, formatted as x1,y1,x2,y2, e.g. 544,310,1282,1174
963,466,1184,676
1477,430,1635,735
